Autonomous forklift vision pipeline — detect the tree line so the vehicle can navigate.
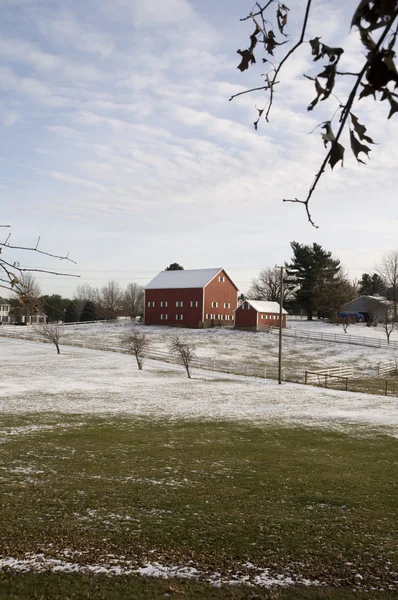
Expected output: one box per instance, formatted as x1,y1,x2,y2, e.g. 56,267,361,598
6,278,144,323
247,242,398,321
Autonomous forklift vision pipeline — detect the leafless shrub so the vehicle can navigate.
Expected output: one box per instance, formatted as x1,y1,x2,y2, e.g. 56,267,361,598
169,336,195,379
377,314,397,344
122,330,149,370
33,323,64,354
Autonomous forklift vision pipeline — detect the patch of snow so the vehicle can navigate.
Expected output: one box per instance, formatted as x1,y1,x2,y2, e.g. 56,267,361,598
0,554,321,588
0,339,397,435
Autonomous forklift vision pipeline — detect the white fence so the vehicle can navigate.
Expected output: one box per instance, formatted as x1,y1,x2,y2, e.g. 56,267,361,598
267,325,398,350
378,360,398,377
305,366,354,385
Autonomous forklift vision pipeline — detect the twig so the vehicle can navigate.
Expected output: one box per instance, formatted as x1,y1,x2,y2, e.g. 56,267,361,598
17,268,79,278
264,0,312,121
284,9,398,227
0,241,77,264
240,1,275,22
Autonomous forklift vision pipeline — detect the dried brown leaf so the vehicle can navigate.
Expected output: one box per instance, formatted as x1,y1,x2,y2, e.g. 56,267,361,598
350,113,374,143
276,4,289,36
321,121,336,147
350,130,371,163
310,37,322,59
237,49,256,72
359,83,376,99
329,142,345,169
305,76,326,111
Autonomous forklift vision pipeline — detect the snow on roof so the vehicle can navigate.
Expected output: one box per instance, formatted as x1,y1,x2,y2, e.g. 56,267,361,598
237,300,288,314
365,295,391,305
145,268,225,290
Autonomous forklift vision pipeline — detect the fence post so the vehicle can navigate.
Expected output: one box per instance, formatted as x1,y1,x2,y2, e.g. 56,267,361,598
385,380,388,396
325,374,328,388
345,377,348,391
305,371,308,385
264,368,267,379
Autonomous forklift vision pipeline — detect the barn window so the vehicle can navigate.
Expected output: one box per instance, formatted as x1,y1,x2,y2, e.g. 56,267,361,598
229,315,234,320
190,301,198,307
221,315,226,320
219,276,225,282
176,301,183,307
176,314,183,321
212,301,218,308
160,301,168,307
206,314,212,319
148,301,155,307
224,303,230,308
160,314,168,320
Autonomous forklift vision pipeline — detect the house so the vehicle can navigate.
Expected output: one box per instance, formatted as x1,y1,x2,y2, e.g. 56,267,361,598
144,268,239,328
0,297,46,324
234,300,287,331
339,295,391,322
0,298,11,323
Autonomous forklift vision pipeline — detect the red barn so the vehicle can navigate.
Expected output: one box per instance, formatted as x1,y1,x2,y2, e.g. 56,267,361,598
234,300,287,331
144,268,238,328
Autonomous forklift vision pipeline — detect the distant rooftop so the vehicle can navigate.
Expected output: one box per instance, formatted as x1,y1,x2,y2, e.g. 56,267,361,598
145,268,232,290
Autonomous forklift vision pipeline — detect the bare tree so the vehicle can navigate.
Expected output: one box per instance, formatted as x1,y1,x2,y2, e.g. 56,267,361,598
232,2,398,226
74,284,98,317
335,314,354,333
377,250,398,319
247,267,293,303
124,282,144,321
100,280,124,320
122,330,149,370
169,336,195,379
377,313,397,344
0,226,77,309
33,323,64,354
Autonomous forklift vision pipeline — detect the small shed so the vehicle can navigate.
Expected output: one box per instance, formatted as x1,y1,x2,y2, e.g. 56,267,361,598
234,300,287,331
339,295,391,322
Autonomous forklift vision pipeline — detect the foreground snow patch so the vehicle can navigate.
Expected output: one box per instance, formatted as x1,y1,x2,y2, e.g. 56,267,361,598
0,555,319,588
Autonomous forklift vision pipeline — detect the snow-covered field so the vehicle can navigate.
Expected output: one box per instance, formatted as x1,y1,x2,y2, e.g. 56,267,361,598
39,320,398,380
1,339,397,435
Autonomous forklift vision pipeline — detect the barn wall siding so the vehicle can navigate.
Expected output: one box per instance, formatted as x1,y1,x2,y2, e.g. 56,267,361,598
203,270,238,323
145,288,203,328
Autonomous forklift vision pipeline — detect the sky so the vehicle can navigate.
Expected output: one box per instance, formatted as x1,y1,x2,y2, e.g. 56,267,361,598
1,0,398,297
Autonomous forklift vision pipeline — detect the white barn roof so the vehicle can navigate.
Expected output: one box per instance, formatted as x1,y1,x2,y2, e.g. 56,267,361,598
237,300,287,314
145,268,227,290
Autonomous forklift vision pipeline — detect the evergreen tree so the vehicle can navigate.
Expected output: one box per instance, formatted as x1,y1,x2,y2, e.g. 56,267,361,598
286,242,341,320
42,294,70,322
358,273,386,296
64,301,79,323
165,263,184,271
80,300,96,322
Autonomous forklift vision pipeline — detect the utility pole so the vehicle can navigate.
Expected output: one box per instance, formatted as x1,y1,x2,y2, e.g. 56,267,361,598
275,265,284,385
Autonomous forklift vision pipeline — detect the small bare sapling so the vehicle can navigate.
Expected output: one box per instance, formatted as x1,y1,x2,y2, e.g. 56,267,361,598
123,331,149,370
169,336,195,379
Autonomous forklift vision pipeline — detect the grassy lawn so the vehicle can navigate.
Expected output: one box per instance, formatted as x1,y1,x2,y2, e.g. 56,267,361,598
0,416,397,597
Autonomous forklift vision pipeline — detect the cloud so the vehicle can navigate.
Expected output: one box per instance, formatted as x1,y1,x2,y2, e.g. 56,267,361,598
41,8,114,57
0,66,68,107
48,171,108,192
1,111,20,126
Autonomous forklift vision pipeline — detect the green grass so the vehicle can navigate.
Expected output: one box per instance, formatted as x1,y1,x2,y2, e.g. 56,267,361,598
1,572,398,600
0,416,397,597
